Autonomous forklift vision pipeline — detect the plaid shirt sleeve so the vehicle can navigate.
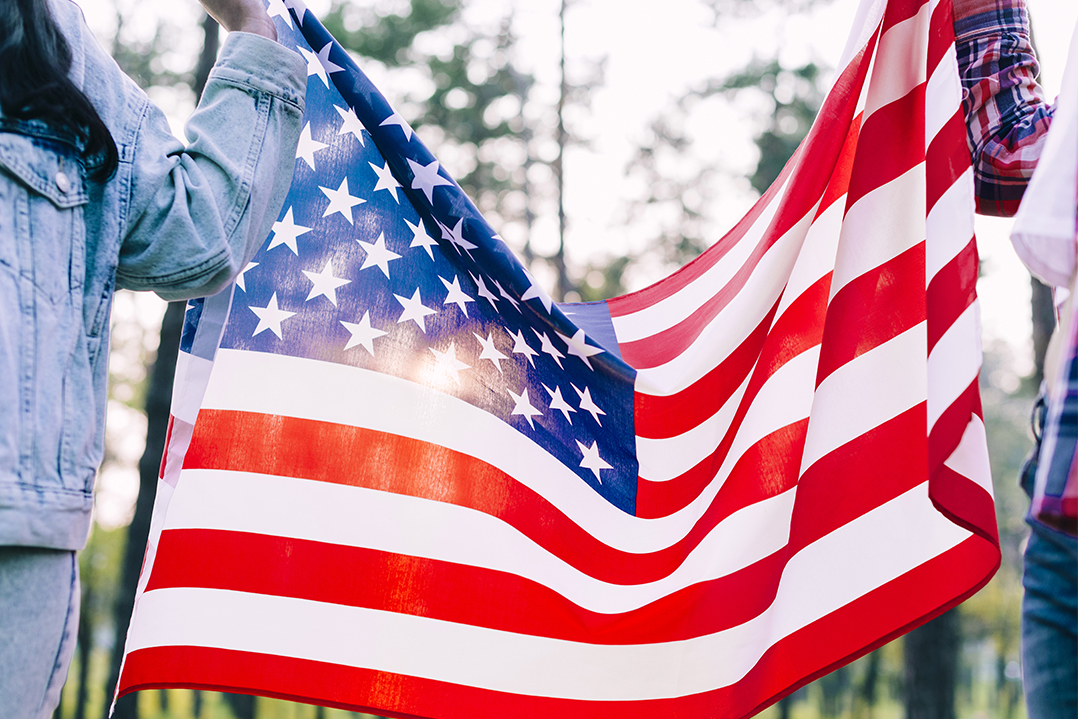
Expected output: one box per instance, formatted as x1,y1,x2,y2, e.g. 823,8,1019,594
955,0,1055,217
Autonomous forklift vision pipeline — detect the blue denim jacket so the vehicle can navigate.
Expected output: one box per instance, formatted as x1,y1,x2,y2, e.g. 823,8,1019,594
0,1,305,550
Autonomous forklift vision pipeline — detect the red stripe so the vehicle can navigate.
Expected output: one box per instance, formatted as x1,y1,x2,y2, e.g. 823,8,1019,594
926,0,955,79
618,242,783,369
928,378,983,480
925,110,970,213
637,419,808,520
608,36,875,318
846,85,925,210
148,410,947,648
816,244,926,386
633,273,829,442
636,277,830,516
930,463,999,546
183,410,682,586
926,238,977,353
118,536,996,719
794,405,924,543
632,308,773,439
816,113,862,218
146,528,788,645
882,0,927,33
159,415,175,480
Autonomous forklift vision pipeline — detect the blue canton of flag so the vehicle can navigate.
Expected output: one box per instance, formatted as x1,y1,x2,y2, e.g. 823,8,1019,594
190,0,639,514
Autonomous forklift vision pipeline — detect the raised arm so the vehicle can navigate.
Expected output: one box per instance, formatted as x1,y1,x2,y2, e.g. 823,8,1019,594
954,0,1054,216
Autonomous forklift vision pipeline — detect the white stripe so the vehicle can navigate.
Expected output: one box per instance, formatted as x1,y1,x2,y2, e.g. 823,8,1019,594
942,415,994,497
710,347,820,492
863,1,931,118
633,210,815,397
836,0,886,76
171,351,214,424
200,350,817,554
637,345,818,484
925,168,975,285
131,481,970,700
164,468,794,612
636,376,749,482
800,325,927,474
924,45,961,149
830,166,926,299
202,350,703,553
927,302,982,431
611,178,788,343
775,199,843,318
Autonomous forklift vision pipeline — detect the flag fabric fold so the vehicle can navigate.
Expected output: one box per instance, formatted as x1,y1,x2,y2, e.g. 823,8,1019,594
115,0,1000,716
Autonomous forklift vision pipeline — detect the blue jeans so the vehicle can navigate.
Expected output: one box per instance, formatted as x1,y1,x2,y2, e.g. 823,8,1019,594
1020,398,1078,719
0,547,79,719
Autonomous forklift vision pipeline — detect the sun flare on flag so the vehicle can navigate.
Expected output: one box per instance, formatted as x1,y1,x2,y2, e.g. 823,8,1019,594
114,0,1001,717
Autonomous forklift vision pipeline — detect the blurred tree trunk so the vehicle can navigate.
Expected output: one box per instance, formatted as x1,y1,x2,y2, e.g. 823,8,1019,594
904,609,959,719
102,15,219,718
224,693,256,719
73,573,93,719
854,649,880,718
102,301,185,719
551,0,572,301
818,664,850,717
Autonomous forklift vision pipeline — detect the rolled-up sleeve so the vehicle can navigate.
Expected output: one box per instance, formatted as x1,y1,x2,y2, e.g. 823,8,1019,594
116,31,305,300
956,1,1054,217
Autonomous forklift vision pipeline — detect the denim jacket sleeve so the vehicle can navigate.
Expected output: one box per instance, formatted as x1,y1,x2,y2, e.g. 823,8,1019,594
115,31,305,300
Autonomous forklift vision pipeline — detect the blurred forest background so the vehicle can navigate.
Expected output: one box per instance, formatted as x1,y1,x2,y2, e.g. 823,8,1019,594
57,0,1060,717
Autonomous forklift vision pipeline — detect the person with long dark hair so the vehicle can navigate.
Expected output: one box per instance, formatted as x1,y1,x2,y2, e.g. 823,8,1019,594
0,0,305,715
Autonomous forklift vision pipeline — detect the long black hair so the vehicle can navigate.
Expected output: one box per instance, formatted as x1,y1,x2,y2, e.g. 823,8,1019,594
0,0,118,180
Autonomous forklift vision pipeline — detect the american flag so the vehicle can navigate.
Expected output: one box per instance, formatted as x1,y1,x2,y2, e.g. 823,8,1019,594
115,0,1001,716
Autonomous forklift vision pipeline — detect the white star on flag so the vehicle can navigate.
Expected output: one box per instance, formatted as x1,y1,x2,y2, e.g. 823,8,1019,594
334,105,365,144
299,41,344,88
543,384,577,424
520,269,553,313
408,158,453,203
571,383,606,426
439,218,478,257
473,331,510,374
471,272,500,308
536,331,565,368
302,259,351,305
379,110,413,141
440,275,475,316
266,0,292,28
340,311,386,354
508,328,538,367
369,160,401,202
249,292,295,339
508,387,543,429
268,207,311,255
296,122,328,170
357,232,401,278
406,218,438,260
576,440,612,483
394,288,438,333
493,280,520,312
429,342,471,385
556,329,605,370
236,262,257,292
319,177,365,224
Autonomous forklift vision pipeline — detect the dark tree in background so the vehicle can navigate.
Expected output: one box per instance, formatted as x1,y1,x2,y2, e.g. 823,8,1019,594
905,609,961,719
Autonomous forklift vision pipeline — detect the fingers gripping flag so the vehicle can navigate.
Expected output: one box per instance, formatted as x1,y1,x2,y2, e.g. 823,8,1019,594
115,0,1000,716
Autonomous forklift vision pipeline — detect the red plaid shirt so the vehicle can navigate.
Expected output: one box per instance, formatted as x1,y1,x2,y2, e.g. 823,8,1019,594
956,0,1055,217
